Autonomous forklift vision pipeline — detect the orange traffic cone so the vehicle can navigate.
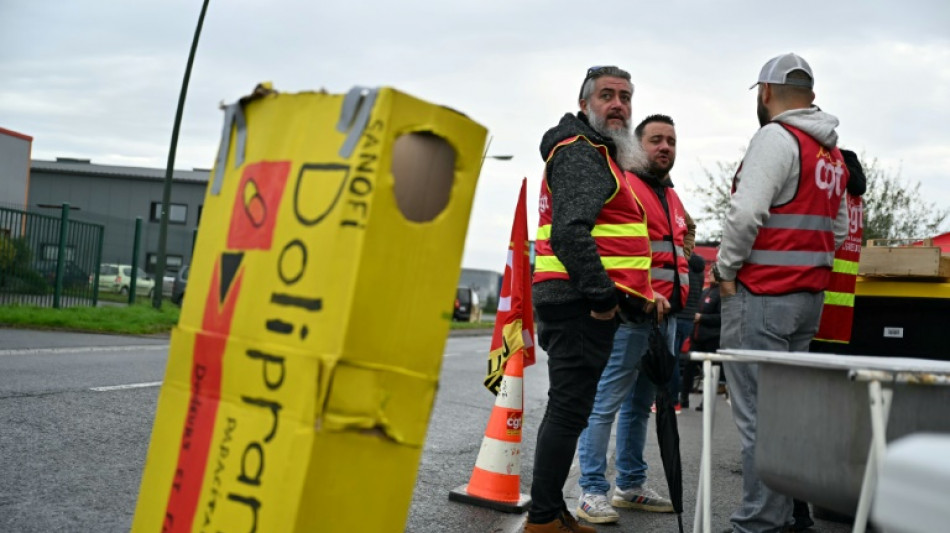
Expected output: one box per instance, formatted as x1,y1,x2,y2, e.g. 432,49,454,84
448,350,531,513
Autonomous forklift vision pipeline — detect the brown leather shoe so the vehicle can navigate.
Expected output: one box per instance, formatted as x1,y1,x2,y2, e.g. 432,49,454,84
561,510,597,533
524,517,573,532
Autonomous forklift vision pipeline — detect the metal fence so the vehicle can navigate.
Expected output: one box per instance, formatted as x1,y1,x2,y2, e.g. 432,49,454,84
0,204,104,308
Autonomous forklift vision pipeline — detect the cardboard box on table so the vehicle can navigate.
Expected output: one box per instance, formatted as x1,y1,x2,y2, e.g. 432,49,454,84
132,85,487,532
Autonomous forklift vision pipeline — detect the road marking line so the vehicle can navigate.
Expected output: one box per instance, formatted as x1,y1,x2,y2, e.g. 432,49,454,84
90,381,163,392
444,352,460,357
0,344,168,357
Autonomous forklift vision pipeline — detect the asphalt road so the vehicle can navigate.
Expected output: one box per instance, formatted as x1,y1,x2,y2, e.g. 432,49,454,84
0,328,854,532
413,334,749,533
0,330,168,533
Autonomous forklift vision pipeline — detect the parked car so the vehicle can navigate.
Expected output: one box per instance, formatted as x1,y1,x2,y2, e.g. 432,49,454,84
33,260,90,289
171,265,189,305
96,263,155,297
453,286,481,322
161,274,175,298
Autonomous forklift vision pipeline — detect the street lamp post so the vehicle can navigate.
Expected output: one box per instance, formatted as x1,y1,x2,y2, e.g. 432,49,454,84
152,0,211,309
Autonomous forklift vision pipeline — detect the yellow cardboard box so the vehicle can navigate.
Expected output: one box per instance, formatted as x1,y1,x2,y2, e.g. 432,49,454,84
132,85,487,532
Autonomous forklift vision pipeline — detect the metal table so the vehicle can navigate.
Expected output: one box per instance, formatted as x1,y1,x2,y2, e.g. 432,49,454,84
690,349,950,533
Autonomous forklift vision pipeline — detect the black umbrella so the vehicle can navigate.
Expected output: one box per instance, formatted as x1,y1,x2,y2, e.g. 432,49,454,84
640,317,685,532
655,388,685,532
640,317,677,386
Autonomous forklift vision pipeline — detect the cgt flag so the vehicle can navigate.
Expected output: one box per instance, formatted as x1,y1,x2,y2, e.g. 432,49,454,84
484,178,536,395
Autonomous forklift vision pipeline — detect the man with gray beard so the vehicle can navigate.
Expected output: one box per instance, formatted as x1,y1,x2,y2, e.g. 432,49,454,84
527,66,661,533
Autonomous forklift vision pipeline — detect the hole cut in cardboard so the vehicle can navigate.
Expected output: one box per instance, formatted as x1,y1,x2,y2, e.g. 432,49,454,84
391,132,456,222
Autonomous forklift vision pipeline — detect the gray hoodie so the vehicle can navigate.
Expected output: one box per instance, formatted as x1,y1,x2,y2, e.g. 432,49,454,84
717,107,849,282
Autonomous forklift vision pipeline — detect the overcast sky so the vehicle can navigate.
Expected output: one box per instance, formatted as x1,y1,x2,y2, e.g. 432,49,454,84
2,0,948,272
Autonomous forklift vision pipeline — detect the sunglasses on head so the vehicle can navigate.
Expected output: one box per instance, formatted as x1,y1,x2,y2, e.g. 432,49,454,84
579,66,615,99
585,66,609,78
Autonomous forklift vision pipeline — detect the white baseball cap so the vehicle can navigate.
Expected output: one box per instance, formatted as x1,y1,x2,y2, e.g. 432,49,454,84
750,53,814,90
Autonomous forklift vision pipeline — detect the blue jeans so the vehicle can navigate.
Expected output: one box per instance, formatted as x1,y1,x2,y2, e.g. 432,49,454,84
721,284,823,533
578,318,675,494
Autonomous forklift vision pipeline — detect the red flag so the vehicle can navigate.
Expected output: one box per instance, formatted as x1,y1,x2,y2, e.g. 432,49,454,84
484,178,536,394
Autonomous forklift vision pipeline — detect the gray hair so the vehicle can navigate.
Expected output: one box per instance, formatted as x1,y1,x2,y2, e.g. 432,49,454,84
579,66,633,102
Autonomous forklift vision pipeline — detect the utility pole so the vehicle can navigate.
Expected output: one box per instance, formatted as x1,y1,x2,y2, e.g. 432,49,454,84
153,0,211,309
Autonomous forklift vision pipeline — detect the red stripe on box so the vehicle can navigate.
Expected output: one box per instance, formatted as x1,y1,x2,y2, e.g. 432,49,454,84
163,260,244,532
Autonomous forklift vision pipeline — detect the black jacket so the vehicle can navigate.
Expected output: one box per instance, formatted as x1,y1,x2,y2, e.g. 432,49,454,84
691,285,721,352
533,112,623,321
840,149,866,197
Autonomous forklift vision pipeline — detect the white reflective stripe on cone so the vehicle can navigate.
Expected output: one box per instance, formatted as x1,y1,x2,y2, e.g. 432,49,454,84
474,437,522,474
495,377,523,408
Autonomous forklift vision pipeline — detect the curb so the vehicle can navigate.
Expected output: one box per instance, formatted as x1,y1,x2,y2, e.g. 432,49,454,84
449,328,493,338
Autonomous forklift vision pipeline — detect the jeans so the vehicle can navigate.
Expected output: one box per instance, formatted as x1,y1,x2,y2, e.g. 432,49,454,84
578,318,675,495
720,284,823,533
528,311,619,524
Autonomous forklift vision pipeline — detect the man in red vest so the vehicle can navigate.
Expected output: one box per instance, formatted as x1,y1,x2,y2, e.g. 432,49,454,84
527,66,663,533
623,114,695,407
791,148,866,531
715,53,849,533
574,114,691,526
813,149,867,346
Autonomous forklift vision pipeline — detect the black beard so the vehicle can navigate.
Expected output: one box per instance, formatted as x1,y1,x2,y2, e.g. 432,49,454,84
648,160,673,177
757,97,770,127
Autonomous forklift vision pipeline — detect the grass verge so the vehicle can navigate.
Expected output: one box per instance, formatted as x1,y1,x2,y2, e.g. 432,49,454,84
450,320,494,330
0,302,180,335
0,302,491,336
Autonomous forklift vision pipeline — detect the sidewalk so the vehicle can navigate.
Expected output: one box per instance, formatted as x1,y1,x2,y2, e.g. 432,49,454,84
503,389,854,533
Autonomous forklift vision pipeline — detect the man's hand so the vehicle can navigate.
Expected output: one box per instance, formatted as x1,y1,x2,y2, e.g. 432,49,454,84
694,312,701,323
720,280,737,297
591,305,618,321
645,294,671,320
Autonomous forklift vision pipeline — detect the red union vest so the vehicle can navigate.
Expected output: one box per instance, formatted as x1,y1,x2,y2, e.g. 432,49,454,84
736,124,848,295
626,171,690,307
533,135,654,302
815,194,863,342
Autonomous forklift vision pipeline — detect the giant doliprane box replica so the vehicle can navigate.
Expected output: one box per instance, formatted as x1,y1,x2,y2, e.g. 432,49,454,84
132,85,487,532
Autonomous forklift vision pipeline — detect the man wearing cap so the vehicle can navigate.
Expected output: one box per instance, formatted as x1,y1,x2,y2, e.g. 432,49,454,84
716,53,849,533
527,66,662,533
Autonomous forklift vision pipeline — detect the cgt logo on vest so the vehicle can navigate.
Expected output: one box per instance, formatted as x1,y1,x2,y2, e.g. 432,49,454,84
538,192,550,214
815,149,845,199
849,199,863,235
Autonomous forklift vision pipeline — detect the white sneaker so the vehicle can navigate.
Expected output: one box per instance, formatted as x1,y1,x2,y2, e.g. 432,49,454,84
576,493,620,524
612,484,674,513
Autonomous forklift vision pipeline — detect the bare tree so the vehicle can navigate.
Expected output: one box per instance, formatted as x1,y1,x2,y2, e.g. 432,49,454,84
861,156,948,243
689,157,740,242
690,150,948,243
